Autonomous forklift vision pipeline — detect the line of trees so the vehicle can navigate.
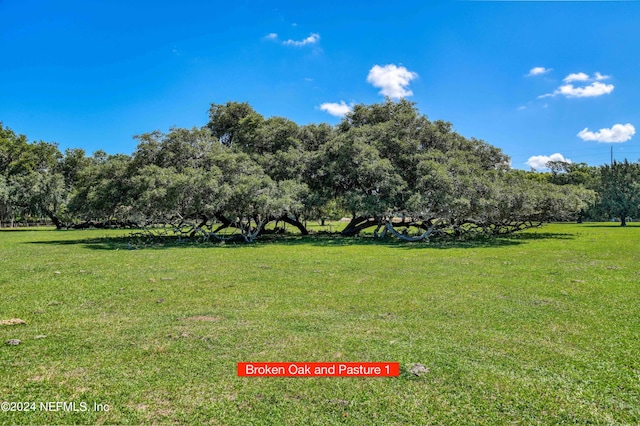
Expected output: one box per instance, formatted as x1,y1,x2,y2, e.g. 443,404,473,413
544,159,640,226
2,99,626,241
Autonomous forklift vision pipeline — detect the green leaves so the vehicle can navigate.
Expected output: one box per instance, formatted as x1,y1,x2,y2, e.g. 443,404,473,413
0,123,68,227
0,100,603,238
599,160,640,225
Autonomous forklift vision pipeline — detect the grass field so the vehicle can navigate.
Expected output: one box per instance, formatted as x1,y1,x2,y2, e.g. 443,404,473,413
1,223,639,424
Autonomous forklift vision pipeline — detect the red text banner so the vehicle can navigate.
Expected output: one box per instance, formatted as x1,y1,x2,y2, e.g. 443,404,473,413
238,362,400,377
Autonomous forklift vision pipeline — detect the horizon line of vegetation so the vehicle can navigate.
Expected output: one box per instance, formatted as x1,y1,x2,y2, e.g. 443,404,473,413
2,99,638,242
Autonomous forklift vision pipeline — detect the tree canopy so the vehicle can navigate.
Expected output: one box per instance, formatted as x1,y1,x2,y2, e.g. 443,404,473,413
598,160,640,226
0,101,604,239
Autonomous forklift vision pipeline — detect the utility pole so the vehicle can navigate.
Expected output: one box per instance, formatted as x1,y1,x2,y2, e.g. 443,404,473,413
611,146,613,166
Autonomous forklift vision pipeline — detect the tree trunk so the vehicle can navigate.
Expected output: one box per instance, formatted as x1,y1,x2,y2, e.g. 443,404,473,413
189,215,210,237
43,208,64,230
341,216,378,236
621,216,627,227
197,214,209,229
384,218,442,242
279,215,309,235
240,217,266,242
212,213,234,233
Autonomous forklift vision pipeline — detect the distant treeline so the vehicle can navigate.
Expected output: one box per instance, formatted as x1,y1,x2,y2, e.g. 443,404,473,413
1,100,634,241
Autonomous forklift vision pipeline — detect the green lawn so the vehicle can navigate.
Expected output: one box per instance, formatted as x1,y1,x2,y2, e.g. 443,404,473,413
1,224,639,424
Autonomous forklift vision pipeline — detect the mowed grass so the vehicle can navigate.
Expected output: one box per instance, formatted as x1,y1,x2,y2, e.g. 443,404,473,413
0,223,639,424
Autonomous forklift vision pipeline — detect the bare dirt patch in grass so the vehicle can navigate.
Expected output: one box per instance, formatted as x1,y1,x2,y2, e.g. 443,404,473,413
0,318,26,326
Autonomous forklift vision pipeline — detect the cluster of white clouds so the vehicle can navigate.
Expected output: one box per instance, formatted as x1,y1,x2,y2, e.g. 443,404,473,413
524,67,635,168
264,32,320,46
265,30,419,117
526,153,572,171
577,123,636,143
319,64,418,117
536,70,614,98
544,81,614,98
263,33,636,163
563,72,609,83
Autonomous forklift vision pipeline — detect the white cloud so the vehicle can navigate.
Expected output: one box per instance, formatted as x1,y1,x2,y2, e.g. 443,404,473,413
526,153,572,170
558,82,614,97
366,64,418,99
527,67,552,77
539,71,615,98
283,33,320,46
319,101,353,117
577,123,635,143
264,33,278,40
540,81,614,99
563,72,590,83
564,71,611,83
517,105,527,111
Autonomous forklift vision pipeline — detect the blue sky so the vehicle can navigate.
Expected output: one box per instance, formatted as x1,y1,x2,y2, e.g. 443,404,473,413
1,0,639,169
